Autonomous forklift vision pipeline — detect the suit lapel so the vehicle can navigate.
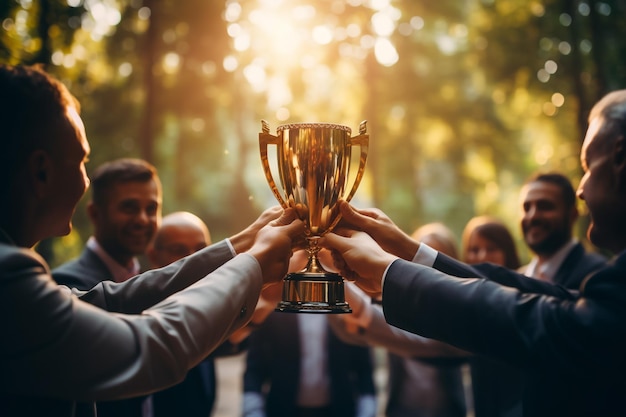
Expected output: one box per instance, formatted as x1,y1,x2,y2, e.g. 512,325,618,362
552,243,582,286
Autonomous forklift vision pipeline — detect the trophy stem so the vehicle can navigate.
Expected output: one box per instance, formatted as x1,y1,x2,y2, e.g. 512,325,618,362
275,236,352,314
304,236,326,274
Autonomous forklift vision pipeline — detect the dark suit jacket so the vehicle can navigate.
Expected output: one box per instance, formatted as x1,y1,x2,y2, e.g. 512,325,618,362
382,251,626,417
151,360,214,417
53,247,149,417
150,339,247,417
522,242,607,289
243,312,376,417
468,354,522,417
53,247,112,290
549,242,606,288
467,243,606,417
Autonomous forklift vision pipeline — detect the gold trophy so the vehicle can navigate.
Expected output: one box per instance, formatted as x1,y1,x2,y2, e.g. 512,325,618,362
259,120,369,313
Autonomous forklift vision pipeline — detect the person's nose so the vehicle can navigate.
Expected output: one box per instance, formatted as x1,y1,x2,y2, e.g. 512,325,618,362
576,176,586,201
522,206,535,222
523,205,537,222
136,209,152,225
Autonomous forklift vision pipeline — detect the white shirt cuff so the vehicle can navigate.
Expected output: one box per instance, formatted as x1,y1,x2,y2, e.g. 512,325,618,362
225,238,237,257
411,243,437,266
382,243,437,295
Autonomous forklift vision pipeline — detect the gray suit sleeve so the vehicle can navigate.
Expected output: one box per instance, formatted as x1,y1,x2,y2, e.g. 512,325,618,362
0,245,261,402
74,239,234,313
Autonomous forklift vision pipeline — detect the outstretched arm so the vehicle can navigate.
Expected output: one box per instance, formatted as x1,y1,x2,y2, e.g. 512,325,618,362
329,283,468,359
77,206,289,313
1,209,304,401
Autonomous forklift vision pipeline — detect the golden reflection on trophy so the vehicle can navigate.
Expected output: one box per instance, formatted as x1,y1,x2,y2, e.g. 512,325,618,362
259,120,368,313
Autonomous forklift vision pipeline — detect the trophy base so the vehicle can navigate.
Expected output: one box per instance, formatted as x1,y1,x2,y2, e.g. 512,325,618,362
275,271,352,314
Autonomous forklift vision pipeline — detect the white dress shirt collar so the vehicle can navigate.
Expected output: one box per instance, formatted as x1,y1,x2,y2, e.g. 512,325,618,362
87,236,140,283
524,238,577,281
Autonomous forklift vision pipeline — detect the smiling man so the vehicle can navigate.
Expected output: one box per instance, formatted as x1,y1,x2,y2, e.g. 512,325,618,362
53,158,162,417
519,172,606,288
53,158,162,289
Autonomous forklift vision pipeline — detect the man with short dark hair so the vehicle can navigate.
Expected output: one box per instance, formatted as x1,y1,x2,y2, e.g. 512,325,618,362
519,172,606,288
52,158,163,417
53,158,162,290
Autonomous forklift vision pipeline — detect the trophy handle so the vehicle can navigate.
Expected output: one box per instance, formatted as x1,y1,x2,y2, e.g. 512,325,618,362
259,120,289,208
345,120,369,203
323,120,369,234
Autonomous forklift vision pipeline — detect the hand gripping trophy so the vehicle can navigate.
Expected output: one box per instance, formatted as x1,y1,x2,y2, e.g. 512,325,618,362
259,120,369,313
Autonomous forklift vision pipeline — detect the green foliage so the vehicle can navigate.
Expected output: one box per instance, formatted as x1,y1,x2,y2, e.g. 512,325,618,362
2,0,621,261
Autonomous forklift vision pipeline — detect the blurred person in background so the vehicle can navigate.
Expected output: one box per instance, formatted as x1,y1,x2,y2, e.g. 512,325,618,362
146,211,216,417
463,216,520,269
242,249,377,417
518,172,606,287
53,158,161,290
383,223,467,417
461,216,523,417
53,157,162,417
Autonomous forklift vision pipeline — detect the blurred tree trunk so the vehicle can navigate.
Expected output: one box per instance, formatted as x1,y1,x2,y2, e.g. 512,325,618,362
563,0,592,146
587,0,608,98
363,52,380,208
138,0,158,163
29,0,52,65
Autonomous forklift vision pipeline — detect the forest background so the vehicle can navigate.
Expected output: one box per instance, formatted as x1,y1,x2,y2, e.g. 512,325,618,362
2,0,624,267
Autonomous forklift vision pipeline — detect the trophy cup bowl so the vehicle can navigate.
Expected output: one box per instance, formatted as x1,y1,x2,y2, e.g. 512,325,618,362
259,120,369,313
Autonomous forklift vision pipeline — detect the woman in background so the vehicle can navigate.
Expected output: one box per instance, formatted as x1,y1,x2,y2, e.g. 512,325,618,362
462,216,521,269
461,216,523,417
384,223,467,417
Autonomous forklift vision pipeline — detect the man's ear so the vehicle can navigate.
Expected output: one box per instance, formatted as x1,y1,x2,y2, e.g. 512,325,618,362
86,200,99,223
28,150,52,198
